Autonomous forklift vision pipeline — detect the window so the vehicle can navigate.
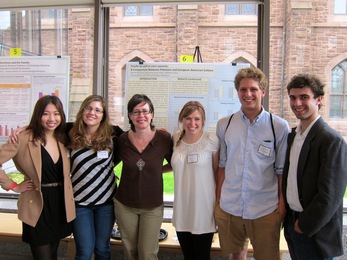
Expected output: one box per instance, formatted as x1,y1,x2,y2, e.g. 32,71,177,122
334,0,347,14
0,8,94,196
330,61,347,118
0,8,94,120
225,4,257,15
124,5,153,16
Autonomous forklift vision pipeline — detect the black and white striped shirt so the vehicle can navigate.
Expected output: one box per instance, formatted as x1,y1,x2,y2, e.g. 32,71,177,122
70,147,116,206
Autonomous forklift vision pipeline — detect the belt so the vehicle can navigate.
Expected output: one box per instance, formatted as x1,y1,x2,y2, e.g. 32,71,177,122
41,182,62,188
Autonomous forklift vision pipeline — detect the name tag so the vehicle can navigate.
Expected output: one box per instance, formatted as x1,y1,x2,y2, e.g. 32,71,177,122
187,154,198,164
257,144,271,157
97,150,109,159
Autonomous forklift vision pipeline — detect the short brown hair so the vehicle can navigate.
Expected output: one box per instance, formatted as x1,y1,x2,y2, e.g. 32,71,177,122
234,67,267,91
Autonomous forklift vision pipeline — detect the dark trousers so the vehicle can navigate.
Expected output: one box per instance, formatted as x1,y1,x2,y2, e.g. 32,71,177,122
176,231,214,260
284,210,333,260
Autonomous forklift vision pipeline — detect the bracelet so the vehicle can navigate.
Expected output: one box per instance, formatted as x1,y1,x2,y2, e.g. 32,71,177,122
7,182,18,191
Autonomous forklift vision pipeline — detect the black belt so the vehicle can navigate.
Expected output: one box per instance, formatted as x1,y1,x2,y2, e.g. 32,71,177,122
41,182,62,188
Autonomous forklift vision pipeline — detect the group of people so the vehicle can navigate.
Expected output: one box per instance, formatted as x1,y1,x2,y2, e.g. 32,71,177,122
0,66,346,260
172,68,346,260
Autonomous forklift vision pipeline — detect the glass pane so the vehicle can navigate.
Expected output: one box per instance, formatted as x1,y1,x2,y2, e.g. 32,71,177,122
124,6,138,16
330,95,342,118
140,5,153,16
41,9,56,19
344,96,347,118
334,0,347,14
340,60,347,69
0,7,94,195
225,4,240,15
331,66,344,93
242,4,256,15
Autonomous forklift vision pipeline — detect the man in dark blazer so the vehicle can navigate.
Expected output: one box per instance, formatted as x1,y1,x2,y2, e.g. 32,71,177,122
282,74,347,259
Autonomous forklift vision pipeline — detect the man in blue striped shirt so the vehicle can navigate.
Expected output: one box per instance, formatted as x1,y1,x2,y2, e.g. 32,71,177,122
215,67,290,260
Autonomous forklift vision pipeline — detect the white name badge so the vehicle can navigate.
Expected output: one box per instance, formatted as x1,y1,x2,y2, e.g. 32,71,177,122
257,144,271,157
97,150,109,159
187,154,198,164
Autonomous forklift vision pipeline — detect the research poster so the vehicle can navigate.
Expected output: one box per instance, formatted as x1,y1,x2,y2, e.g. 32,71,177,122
0,56,70,144
125,62,249,133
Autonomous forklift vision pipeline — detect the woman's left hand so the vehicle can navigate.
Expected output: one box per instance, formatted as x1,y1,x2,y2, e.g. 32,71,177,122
12,180,36,193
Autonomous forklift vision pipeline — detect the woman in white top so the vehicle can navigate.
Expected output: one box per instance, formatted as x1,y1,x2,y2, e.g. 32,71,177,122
171,101,219,260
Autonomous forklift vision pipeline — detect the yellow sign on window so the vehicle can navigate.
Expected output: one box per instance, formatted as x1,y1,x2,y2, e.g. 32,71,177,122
10,48,22,56
180,55,194,63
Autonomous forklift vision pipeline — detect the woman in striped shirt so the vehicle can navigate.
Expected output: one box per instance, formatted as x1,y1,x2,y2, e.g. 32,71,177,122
68,95,123,260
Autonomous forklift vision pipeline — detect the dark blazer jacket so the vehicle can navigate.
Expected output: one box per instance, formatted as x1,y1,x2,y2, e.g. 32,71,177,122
282,117,347,258
0,130,76,227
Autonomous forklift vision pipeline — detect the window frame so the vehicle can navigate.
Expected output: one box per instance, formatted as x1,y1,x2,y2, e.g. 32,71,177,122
225,3,258,15
330,62,347,119
123,5,153,16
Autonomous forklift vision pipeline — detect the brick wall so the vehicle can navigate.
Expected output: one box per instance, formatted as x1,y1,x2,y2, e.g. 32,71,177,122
1,1,346,138
105,1,347,138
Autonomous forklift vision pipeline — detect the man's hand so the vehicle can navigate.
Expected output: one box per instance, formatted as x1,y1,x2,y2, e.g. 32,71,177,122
294,219,303,234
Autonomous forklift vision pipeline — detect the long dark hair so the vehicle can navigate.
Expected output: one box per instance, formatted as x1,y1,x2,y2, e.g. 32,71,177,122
27,95,67,146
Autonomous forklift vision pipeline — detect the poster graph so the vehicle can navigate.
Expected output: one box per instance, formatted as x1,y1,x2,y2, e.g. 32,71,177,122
38,89,59,98
0,56,70,144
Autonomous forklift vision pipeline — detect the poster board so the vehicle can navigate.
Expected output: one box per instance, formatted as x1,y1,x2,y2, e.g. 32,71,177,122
125,62,249,133
0,56,70,144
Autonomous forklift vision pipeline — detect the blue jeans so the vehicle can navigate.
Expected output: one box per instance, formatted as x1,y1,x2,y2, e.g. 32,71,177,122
284,213,333,260
73,203,115,260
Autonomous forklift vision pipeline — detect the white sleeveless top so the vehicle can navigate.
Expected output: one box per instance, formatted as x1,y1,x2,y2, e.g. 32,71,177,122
171,131,219,234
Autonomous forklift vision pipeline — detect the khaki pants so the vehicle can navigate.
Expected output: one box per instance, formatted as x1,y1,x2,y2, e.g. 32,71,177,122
214,203,281,260
114,199,163,260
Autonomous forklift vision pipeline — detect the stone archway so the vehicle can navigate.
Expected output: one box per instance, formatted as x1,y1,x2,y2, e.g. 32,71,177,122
223,50,257,66
109,51,154,126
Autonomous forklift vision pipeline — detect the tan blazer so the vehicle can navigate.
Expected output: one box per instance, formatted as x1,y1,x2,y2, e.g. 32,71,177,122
0,130,75,227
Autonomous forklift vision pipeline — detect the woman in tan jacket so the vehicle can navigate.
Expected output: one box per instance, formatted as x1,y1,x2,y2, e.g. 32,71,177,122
0,95,75,260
